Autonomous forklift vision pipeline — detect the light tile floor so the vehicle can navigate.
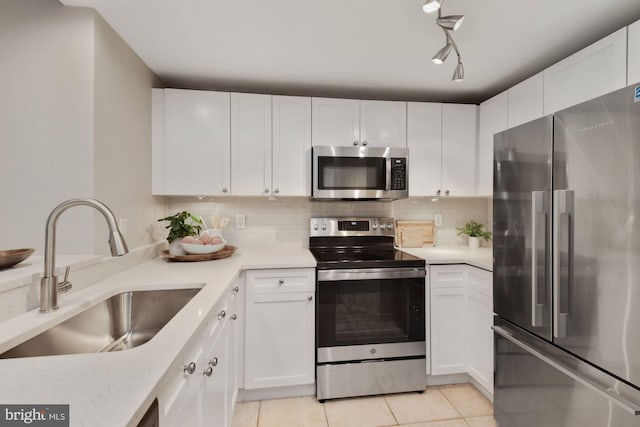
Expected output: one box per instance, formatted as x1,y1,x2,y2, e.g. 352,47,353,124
232,383,496,427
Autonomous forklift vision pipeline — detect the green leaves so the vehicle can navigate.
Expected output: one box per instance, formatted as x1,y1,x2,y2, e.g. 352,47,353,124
456,220,492,241
158,211,203,243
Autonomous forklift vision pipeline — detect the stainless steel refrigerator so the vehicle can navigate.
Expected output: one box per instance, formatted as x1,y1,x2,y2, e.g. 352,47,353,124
493,83,640,427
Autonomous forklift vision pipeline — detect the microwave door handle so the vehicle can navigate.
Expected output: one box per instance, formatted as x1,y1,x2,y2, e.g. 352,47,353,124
385,158,392,190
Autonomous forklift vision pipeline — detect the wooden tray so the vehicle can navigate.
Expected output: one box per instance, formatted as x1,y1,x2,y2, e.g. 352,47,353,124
162,245,237,262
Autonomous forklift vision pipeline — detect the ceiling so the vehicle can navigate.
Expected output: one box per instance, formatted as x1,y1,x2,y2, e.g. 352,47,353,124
60,0,640,104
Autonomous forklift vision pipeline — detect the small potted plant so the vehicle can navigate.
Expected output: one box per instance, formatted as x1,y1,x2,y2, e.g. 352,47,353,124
158,211,203,255
456,220,492,248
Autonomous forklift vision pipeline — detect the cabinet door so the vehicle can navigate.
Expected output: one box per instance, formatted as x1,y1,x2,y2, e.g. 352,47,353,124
155,89,231,196
359,100,407,147
231,93,272,196
311,98,360,146
477,93,508,196
466,266,493,393
544,28,627,114
201,322,228,427
508,72,544,128
407,102,442,196
272,96,312,196
430,266,466,375
441,104,477,196
629,19,640,85
245,291,315,389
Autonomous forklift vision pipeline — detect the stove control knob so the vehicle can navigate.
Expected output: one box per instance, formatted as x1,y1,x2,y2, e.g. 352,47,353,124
386,224,393,230
313,224,318,230
322,224,327,231
372,224,378,230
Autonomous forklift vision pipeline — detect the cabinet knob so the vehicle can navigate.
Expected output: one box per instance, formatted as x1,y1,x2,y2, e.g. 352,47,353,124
353,141,359,146
183,362,196,375
231,313,238,321
209,357,218,367
274,188,279,194
436,189,441,196
232,286,239,295
445,190,450,196
265,188,270,194
217,310,226,320
222,188,228,193
307,295,313,302
278,279,284,285
362,141,368,146
203,366,213,377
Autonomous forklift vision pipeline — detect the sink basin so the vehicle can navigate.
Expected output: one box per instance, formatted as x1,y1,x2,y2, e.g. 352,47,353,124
0,288,201,359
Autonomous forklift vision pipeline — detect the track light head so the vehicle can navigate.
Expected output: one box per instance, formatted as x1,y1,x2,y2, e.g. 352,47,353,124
452,61,464,82
436,15,465,31
422,0,442,14
431,43,452,64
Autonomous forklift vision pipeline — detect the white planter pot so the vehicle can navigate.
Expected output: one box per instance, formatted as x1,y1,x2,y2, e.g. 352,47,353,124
169,239,186,256
468,236,480,249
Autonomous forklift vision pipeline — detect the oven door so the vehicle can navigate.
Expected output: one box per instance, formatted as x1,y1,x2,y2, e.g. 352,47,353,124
316,267,426,363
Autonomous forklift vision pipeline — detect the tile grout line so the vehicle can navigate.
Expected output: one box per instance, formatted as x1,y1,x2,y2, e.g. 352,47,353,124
436,385,464,419
382,395,400,426
256,400,262,427
320,398,329,427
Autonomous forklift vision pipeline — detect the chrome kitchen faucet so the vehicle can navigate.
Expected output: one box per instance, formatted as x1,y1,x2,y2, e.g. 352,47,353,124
40,198,129,313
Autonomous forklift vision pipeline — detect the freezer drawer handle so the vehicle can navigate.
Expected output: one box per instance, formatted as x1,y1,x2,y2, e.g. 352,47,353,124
493,325,640,416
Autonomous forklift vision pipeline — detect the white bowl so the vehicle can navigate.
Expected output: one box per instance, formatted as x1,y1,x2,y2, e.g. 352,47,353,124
180,241,226,255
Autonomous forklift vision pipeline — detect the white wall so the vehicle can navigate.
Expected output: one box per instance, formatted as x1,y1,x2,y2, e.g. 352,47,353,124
0,0,95,254
0,0,164,255
165,197,489,248
93,14,166,255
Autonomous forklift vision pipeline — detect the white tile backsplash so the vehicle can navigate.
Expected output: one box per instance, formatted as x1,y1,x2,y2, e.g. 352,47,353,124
166,196,490,248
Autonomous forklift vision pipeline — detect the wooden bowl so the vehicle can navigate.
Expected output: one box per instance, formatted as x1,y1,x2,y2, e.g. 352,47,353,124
0,248,35,269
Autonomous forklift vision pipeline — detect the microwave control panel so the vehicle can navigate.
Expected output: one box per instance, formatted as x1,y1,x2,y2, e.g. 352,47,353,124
390,158,407,190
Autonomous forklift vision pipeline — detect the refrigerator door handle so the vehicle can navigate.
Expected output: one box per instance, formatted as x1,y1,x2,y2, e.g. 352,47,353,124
531,191,546,327
553,189,573,338
493,325,640,415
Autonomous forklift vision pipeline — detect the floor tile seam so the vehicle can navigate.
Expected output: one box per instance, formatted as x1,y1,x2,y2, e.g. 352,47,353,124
382,394,400,425
431,386,464,419
256,400,262,427
443,384,494,418
321,397,330,427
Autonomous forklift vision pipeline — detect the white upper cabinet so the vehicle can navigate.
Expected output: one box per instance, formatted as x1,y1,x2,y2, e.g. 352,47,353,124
442,104,477,197
477,92,508,197
629,19,640,85
231,93,272,196
544,28,627,114
272,96,312,197
312,98,359,146
508,72,544,128
152,89,231,196
359,100,407,147
312,98,406,147
407,102,442,196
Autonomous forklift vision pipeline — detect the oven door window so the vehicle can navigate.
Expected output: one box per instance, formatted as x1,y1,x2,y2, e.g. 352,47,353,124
317,156,386,190
317,277,425,347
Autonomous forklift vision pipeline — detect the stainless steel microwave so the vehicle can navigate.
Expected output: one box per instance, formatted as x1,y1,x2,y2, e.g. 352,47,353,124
311,146,409,201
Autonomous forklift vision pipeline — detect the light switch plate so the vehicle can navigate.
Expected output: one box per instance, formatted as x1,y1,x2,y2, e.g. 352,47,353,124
235,214,246,229
434,214,443,227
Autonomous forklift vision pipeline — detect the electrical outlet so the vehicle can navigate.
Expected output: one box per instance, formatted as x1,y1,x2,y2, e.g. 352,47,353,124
118,218,128,237
235,214,246,229
434,214,443,227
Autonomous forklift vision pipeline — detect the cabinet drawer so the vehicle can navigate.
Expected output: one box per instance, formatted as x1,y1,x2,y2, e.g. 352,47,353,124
246,268,315,293
161,339,203,427
429,265,466,287
466,266,492,297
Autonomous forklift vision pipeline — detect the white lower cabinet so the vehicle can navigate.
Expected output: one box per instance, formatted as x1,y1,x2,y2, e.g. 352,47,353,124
430,266,467,375
244,268,315,390
429,265,493,392
159,280,243,427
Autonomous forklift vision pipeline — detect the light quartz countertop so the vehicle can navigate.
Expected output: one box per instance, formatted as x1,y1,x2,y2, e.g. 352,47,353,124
0,248,316,427
0,244,492,426
399,246,493,271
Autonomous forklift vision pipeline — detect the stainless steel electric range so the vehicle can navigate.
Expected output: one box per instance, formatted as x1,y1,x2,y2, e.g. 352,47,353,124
309,217,427,401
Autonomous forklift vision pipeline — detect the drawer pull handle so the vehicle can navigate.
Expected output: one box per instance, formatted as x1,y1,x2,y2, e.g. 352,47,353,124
203,366,213,377
278,279,284,285
183,362,196,375
232,286,239,295
217,310,226,320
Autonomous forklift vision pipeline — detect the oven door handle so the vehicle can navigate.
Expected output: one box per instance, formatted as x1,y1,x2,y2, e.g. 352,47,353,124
317,268,426,281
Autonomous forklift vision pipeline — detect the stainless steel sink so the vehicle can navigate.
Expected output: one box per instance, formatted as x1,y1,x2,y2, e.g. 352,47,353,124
0,288,201,359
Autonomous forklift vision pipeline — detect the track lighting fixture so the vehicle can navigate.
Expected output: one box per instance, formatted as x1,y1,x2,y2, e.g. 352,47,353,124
426,1,465,82
422,0,442,14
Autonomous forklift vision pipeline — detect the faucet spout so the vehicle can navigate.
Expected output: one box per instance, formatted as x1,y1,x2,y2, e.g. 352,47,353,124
40,198,129,313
